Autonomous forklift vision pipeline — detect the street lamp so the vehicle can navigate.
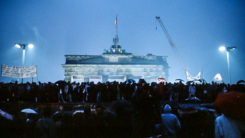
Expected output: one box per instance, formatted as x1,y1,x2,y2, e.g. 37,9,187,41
219,45,236,84
15,43,34,65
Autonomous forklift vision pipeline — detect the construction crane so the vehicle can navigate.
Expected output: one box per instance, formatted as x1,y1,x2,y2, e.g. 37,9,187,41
155,16,201,81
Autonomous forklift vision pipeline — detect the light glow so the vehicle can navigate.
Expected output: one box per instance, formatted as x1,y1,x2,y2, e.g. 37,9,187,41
219,46,226,52
28,43,34,49
15,44,21,48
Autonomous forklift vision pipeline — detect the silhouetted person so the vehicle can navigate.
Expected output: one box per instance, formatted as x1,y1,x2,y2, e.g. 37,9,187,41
160,104,181,138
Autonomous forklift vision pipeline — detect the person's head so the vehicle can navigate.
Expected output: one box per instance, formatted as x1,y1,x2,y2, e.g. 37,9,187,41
163,104,172,113
231,84,245,93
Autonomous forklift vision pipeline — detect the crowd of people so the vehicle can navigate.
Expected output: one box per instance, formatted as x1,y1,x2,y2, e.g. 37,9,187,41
0,80,236,104
0,80,244,138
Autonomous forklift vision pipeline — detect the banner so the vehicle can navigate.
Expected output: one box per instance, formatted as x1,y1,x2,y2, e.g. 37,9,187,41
1,64,37,78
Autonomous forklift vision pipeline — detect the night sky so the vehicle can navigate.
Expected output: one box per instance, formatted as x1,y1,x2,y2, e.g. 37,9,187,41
0,0,244,83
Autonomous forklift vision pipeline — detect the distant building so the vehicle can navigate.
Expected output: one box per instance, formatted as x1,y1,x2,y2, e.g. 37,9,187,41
62,17,169,83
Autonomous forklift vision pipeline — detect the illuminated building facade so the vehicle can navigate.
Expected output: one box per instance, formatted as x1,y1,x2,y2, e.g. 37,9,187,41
62,39,169,83
62,18,169,83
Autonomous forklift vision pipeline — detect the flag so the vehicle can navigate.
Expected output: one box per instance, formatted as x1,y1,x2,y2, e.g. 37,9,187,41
115,16,117,25
158,77,166,83
1,64,37,78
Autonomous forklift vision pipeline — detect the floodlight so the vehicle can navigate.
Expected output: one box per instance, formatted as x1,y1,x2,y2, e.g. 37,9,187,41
15,44,21,48
28,43,34,49
219,46,226,52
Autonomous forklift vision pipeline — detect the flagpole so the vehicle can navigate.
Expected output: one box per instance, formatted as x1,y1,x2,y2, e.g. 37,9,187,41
115,16,118,49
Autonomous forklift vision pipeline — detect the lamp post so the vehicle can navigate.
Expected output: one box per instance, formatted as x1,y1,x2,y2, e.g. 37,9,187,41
15,43,34,65
15,43,34,83
219,45,236,84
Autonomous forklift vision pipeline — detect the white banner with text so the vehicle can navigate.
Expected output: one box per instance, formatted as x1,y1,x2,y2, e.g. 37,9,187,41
1,64,37,78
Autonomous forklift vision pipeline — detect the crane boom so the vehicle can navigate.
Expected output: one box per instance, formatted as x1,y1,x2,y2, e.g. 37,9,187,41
155,16,202,81
155,16,185,70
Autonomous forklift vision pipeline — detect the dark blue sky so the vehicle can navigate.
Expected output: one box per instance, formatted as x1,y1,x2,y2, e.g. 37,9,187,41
0,0,244,83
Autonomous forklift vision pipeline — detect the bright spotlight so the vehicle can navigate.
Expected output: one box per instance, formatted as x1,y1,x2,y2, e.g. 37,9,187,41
219,46,226,52
28,43,34,49
15,44,21,48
